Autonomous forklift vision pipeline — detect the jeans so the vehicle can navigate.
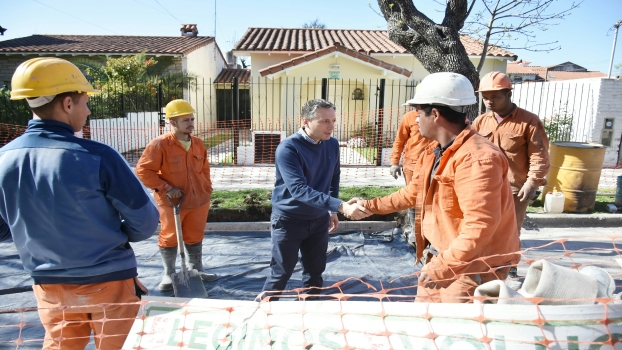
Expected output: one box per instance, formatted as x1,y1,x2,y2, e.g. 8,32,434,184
262,212,330,296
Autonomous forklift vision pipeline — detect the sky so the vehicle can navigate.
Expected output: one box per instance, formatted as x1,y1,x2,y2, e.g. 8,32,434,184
1,0,621,74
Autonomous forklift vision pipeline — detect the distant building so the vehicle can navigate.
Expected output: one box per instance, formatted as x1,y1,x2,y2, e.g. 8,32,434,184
507,60,606,82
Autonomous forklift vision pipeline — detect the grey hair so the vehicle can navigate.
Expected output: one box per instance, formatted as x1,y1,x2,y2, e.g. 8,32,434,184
301,99,336,121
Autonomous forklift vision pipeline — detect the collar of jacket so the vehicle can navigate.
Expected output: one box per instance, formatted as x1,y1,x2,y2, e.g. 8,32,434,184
487,104,518,120
423,125,477,154
26,119,75,135
163,132,195,147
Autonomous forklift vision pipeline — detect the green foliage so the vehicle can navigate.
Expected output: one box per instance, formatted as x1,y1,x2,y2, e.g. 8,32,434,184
210,186,402,210
351,121,393,148
203,133,233,148
76,52,193,119
543,109,573,142
0,87,31,126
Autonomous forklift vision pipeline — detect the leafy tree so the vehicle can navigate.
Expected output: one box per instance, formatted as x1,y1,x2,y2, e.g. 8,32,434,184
302,18,326,29
76,52,194,119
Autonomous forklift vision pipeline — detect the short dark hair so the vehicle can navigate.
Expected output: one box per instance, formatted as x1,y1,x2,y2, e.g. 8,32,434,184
418,104,467,126
301,99,336,121
31,92,83,118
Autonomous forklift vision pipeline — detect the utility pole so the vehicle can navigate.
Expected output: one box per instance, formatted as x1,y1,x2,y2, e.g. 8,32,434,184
214,0,217,37
607,20,622,79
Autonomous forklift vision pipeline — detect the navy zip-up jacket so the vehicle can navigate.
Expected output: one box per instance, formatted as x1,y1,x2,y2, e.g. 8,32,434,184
0,120,159,285
271,132,342,219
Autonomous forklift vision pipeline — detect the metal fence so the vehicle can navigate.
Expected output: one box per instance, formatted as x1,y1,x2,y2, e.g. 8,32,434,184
0,76,596,167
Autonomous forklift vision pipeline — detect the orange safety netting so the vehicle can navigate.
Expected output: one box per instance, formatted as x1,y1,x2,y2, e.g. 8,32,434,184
2,234,622,349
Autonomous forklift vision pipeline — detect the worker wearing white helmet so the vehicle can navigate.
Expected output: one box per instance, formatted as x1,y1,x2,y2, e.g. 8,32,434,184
0,57,159,347
351,72,520,303
136,99,217,292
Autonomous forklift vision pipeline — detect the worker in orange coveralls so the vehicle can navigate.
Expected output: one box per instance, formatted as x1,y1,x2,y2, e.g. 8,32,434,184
389,103,432,247
136,99,217,292
472,71,550,278
350,72,520,303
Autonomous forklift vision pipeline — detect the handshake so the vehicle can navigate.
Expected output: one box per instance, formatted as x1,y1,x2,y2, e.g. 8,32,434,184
338,198,374,220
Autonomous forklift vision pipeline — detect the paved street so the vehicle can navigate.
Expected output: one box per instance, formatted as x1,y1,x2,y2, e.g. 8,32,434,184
208,166,622,190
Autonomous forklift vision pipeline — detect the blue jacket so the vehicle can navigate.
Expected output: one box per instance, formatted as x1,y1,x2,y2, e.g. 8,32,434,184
271,132,342,220
0,120,159,285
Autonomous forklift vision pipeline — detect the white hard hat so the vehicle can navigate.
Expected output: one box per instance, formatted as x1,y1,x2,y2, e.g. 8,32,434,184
403,72,476,111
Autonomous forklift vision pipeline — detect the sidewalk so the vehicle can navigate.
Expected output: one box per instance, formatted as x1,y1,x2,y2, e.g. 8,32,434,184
210,166,622,190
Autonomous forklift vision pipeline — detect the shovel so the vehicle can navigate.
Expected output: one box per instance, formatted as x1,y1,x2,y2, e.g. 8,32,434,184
167,194,208,298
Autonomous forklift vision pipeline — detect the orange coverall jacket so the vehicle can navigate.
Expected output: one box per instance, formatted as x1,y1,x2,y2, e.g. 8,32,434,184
136,133,213,209
472,106,550,194
390,111,432,171
364,127,520,284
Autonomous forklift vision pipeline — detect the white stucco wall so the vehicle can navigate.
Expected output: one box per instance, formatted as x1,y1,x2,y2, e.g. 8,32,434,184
185,42,227,125
512,77,622,167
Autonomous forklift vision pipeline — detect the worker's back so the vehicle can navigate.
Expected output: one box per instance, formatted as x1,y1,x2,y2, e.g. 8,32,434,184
0,119,159,284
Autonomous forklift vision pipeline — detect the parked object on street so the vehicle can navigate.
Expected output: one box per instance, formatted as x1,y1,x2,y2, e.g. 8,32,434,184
544,187,565,214
543,142,606,212
475,260,615,305
616,175,622,206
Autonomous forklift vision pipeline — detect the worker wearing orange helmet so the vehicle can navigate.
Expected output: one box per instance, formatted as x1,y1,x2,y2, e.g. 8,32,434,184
0,57,159,348
472,71,550,276
136,99,217,292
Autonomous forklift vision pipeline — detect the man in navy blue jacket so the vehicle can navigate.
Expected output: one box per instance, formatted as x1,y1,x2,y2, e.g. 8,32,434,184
0,57,159,349
262,99,371,300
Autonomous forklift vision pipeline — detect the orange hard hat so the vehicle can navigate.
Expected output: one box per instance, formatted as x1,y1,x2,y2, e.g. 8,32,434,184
476,71,512,92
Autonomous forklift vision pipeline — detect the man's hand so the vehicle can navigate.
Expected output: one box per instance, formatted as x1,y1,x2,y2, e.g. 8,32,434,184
517,182,538,202
166,187,183,199
389,165,401,179
328,213,339,233
339,200,373,220
418,271,436,289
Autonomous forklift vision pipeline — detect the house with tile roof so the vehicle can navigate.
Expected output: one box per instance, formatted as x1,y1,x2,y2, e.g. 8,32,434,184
507,60,606,82
232,27,517,141
0,25,227,124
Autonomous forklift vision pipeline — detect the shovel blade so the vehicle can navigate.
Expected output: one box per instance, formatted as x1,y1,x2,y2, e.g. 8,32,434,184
171,269,208,298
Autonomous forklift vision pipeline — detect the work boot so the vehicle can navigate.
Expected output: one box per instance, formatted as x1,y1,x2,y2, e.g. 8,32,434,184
185,242,218,282
158,247,178,292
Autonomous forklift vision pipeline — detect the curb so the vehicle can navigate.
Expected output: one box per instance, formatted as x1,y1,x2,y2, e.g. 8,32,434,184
203,214,622,232
205,221,398,232
525,213,622,228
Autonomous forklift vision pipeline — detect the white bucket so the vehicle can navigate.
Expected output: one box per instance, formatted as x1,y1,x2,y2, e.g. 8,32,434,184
545,191,565,213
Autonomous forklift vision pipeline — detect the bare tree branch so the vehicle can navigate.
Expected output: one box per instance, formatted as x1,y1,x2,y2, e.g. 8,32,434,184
470,0,582,73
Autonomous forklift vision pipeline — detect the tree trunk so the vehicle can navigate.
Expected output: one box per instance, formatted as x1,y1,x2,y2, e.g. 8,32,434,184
377,0,481,120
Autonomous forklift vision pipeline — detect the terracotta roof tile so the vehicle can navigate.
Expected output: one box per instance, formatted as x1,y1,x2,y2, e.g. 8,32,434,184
258,43,412,78
0,34,215,56
234,28,516,59
214,68,251,84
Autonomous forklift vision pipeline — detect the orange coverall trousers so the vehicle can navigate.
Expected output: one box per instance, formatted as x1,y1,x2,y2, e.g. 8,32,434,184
32,278,141,349
158,202,210,248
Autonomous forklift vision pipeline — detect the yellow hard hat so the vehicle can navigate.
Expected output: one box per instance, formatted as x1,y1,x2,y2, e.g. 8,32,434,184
10,57,99,100
165,99,195,119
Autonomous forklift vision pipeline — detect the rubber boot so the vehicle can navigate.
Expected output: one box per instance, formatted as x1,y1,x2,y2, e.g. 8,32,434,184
185,242,218,282
158,247,177,292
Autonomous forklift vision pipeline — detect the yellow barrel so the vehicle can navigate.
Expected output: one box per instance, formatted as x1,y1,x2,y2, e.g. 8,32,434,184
542,142,606,212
